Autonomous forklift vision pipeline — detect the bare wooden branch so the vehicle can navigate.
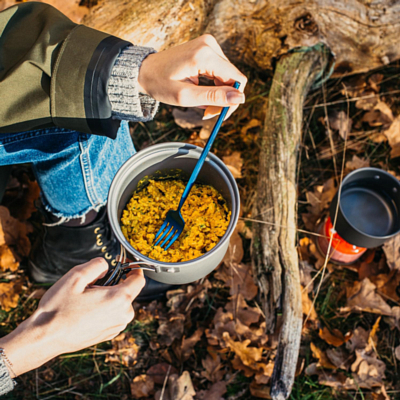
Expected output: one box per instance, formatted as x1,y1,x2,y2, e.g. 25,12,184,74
251,45,330,400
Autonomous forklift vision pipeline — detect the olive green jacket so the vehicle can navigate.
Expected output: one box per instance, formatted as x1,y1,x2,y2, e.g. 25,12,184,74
0,2,131,138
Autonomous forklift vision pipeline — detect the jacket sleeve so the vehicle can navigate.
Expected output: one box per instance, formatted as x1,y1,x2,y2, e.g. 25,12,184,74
0,2,133,138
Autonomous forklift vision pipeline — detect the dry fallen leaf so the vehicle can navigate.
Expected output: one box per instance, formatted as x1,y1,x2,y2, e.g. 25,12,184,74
370,270,400,303
224,332,263,367
319,327,349,347
328,110,352,140
225,293,262,326
383,115,400,158
147,363,177,385
355,91,379,110
157,313,186,346
221,222,244,266
215,263,257,301
345,155,370,172
130,375,154,399
0,245,19,272
201,354,225,383
326,347,352,370
167,371,196,400
299,261,315,293
222,151,243,179
302,178,337,231
241,119,261,136
368,74,384,93
395,345,400,361
346,327,369,353
249,381,271,399
362,101,393,127
0,206,31,258
196,381,227,400
105,332,140,367
342,278,392,316
174,328,204,361
382,233,400,271
351,344,386,389
301,287,318,321
310,342,337,369
0,280,22,312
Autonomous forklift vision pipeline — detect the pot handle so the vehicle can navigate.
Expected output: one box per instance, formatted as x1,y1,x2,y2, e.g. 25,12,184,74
95,261,158,286
123,262,158,273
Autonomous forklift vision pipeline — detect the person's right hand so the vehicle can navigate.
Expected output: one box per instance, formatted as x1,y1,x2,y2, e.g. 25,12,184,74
137,34,247,120
0,258,145,377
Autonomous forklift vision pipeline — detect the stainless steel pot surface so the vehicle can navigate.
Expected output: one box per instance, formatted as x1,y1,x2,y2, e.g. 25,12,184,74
107,143,240,284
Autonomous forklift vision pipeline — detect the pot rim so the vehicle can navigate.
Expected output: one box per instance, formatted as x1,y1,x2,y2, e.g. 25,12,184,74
107,142,240,267
333,167,400,241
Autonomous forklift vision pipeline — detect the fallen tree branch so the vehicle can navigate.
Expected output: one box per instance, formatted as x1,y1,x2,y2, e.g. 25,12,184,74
251,44,331,400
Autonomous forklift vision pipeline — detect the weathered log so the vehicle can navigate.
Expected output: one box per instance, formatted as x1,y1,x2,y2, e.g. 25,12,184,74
251,45,331,400
84,0,400,76
83,0,217,50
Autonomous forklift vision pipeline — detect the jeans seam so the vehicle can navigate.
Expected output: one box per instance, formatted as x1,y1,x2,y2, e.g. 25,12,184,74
78,134,102,208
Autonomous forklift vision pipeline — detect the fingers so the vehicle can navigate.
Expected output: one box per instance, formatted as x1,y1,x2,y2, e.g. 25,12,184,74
69,258,109,292
203,105,239,121
175,81,245,108
117,268,146,302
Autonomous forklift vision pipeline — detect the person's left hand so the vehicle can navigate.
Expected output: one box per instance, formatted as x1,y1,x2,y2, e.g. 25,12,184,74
137,34,247,120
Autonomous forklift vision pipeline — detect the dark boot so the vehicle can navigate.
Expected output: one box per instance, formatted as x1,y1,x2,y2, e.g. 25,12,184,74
29,207,176,301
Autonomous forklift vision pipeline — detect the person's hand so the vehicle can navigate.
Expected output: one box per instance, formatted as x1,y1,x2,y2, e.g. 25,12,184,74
0,258,145,377
137,34,247,119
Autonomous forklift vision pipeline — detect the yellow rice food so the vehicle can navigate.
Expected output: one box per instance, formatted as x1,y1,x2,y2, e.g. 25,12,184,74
121,179,231,262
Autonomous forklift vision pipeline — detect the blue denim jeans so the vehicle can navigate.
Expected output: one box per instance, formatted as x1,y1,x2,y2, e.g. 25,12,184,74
0,121,135,220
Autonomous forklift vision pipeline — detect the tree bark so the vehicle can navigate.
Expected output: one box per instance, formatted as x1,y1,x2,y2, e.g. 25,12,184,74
83,0,400,76
251,45,330,400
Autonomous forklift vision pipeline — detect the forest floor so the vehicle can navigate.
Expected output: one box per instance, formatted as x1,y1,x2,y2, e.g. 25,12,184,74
1,38,400,400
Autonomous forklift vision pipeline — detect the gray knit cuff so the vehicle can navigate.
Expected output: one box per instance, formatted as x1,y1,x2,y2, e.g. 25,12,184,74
108,45,159,122
0,357,15,396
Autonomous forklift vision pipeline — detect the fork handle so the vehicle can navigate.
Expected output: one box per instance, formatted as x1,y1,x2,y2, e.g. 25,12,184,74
178,81,241,211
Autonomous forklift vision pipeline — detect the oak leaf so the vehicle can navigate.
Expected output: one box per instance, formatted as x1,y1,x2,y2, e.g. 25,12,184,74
201,354,225,383
225,293,262,326
342,278,392,315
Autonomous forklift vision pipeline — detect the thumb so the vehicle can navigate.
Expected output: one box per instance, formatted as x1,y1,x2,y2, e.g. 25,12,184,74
177,82,245,108
117,269,146,301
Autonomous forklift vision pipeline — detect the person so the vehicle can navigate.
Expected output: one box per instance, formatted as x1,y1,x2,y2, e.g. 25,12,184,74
0,1,247,394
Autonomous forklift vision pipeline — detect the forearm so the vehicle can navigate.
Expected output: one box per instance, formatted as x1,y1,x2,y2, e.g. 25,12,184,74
0,312,58,378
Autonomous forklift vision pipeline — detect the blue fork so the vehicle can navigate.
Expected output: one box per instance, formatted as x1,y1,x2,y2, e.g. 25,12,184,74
153,81,241,250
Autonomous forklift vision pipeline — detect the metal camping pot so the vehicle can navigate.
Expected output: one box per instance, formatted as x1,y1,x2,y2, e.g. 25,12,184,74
107,142,240,285
329,167,400,248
